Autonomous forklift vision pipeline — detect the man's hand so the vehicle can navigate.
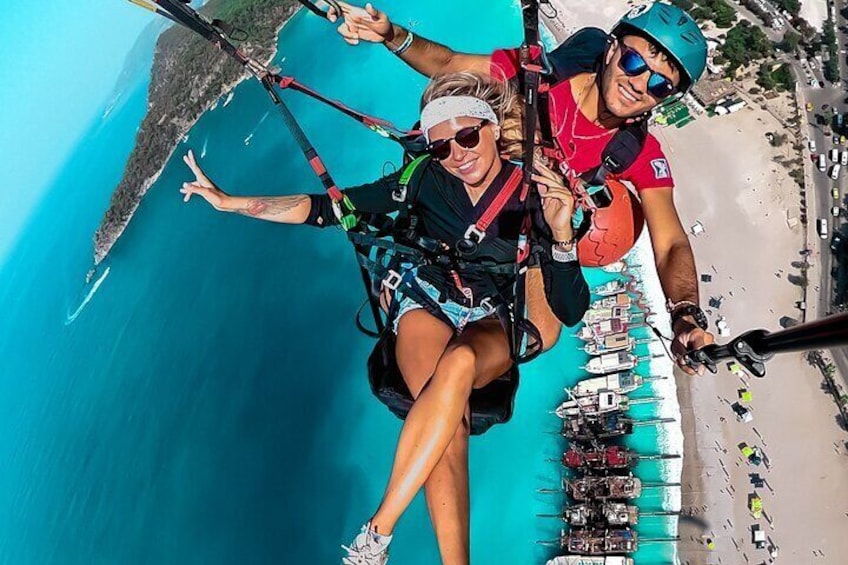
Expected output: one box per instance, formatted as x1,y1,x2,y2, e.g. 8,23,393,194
327,2,394,45
671,318,715,375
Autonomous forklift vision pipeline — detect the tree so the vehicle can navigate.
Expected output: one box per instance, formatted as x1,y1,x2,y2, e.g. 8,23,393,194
777,30,801,53
714,3,737,28
825,58,840,83
772,63,796,90
756,62,777,90
823,20,837,48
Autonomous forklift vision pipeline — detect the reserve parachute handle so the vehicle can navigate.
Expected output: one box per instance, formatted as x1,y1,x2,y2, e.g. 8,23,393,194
685,313,848,377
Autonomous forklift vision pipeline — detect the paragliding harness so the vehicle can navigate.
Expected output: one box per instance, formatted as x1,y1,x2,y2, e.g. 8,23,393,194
349,156,535,435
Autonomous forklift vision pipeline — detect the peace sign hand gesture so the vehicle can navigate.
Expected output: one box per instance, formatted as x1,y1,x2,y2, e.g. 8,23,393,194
532,160,575,243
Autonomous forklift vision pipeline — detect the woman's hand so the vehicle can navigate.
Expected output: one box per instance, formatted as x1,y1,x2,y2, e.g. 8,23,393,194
532,160,575,242
327,2,394,45
180,150,231,212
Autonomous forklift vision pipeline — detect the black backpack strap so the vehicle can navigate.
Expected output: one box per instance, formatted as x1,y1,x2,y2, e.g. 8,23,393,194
580,121,648,186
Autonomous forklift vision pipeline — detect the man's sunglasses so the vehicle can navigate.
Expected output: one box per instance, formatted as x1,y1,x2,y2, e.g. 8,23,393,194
618,45,676,100
425,121,487,160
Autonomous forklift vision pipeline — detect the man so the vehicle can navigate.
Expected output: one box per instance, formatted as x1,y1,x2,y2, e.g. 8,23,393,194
328,2,715,563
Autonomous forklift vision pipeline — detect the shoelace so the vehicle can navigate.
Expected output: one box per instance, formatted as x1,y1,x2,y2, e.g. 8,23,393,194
341,529,387,565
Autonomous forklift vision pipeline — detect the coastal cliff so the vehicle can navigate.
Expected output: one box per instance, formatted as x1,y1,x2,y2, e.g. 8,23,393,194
93,0,299,265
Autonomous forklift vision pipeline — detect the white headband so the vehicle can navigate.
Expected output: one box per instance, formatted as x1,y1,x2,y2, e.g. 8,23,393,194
420,96,499,142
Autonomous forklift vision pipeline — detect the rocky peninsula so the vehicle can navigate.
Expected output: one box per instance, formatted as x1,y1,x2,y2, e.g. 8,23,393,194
93,0,299,265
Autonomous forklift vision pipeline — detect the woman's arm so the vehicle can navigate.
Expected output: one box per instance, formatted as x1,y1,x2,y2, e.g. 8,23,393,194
180,150,313,223
531,162,590,327
181,150,406,226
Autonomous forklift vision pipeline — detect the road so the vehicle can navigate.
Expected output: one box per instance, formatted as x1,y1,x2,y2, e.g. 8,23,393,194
729,2,848,377
796,0,848,383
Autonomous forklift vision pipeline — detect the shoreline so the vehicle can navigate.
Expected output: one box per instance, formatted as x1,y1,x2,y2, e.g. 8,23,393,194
93,9,299,267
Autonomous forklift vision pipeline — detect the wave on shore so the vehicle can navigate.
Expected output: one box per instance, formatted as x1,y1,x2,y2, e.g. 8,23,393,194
65,267,111,325
627,233,683,562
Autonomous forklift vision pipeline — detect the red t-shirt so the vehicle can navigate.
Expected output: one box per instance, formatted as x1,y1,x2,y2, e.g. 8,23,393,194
491,48,674,192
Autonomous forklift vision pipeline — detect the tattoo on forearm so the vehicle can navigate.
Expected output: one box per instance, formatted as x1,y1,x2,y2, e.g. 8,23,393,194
237,196,307,218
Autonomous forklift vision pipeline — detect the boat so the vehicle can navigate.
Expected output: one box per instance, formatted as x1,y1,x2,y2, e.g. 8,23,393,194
581,352,644,375
601,261,628,274
561,445,679,473
566,475,643,501
589,293,631,310
563,502,640,527
561,412,633,442
569,372,644,397
547,557,634,565
592,279,629,297
560,527,639,555
555,391,629,419
583,333,634,355
223,91,235,107
583,305,637,325
562,446,634,472
577,318,636,341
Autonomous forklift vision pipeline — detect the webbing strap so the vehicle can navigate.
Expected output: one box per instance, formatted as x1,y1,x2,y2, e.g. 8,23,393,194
474,166,524,233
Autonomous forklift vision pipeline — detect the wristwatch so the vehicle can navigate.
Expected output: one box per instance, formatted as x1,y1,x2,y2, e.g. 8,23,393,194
551,240,578,263
667,299,708,331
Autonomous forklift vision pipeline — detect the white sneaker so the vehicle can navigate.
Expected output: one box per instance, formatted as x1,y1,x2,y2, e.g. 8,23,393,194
341,522,391,565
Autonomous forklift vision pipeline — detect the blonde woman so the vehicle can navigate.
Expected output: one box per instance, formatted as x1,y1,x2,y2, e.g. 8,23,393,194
181,72,588,564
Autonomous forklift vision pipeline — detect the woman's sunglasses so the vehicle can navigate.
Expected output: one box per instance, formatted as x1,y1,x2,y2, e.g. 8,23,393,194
618,45,676,100
425,121,487,160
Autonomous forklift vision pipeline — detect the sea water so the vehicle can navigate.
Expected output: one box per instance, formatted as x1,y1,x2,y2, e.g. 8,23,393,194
0,1,680,562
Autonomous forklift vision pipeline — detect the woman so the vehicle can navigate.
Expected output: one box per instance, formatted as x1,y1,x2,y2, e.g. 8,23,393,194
181,72,588,564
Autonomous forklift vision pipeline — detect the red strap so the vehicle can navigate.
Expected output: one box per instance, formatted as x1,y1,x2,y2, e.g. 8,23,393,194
475,166,524,232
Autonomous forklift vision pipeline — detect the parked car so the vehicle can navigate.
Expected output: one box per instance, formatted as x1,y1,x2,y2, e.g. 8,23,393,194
833,232,844,253
841,151,847,166
834,186,841,199
806,102,814,112
818,153,827,172
752,525,767,549
831,164,841,180
809,138,817,152
818,217,829,239
833,206,841,217
831,148,839,162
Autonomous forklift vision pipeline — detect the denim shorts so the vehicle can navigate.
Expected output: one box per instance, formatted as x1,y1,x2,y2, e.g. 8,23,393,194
392,274,496,334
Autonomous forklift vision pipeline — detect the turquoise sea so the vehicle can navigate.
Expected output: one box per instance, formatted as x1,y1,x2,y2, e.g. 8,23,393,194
0,2,680,563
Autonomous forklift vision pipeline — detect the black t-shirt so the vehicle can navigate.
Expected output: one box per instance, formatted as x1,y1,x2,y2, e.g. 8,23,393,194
306,159,589,326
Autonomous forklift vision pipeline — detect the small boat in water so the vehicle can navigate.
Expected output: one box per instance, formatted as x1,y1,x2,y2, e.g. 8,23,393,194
555,391,629,419
559,527,639,555
583,305,638,325
547,557,634,565
562,502,640,527
582,352,646,375
583,333,634,356
577,317,641,341
592,279,629,297
569,371,646,397
589,293,631,310
566,475,643,502
561,412,633,442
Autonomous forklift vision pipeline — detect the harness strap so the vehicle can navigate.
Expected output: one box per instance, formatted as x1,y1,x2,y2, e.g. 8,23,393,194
465,166,524,243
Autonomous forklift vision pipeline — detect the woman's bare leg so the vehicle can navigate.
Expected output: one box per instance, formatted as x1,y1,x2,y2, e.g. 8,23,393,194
370,318,512,539
394,309,471,564
525,266,561,352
